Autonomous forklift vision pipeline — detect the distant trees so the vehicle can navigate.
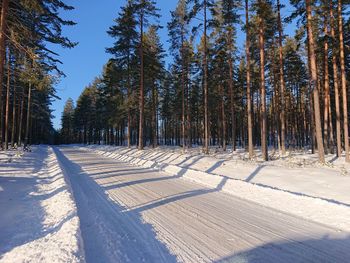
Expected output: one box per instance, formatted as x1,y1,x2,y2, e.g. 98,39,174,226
62,0,350,164
61,98,75,144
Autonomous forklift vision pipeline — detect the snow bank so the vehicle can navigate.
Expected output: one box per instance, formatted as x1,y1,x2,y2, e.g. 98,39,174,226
85,145,350,232
0,146,84,263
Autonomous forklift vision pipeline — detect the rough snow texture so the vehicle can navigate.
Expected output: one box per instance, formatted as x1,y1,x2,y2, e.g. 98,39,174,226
53,147,178,263
86,145,350,232
57,146,350,263
0,146,84,263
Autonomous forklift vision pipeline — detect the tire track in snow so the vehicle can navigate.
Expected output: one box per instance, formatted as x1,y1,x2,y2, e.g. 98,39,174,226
57,146,350,263
54,147,178,263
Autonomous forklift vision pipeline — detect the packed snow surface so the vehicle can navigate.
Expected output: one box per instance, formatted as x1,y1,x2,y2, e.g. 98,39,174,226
0,146,84,263
87,145,350,232
2,145,350,262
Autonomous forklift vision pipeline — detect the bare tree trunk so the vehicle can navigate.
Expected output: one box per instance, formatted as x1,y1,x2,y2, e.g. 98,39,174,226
18,96,23,146
11,74,15,147
277,0,286,156
323,15,330,154
330,2,341,157
270,43,281,151
24,83,32,148
181,38,186,152
228,29,235,151
203,0,209,154
152,83,157,148
258,8,268,161
0,0,9,148
306,0,325,163
4,50,10,150
328,92,335,153
127,51,131,148
186,71,192,147
338,0,349,162
245,0,254,159
220,85,226,151
138,11,144,150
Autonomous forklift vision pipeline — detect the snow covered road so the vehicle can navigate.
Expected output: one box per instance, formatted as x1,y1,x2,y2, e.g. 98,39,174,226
55,146,350,263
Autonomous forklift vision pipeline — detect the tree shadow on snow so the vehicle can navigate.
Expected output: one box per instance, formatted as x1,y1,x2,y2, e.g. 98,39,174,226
54,147,178,263
215,235,350,263
0,146,74,259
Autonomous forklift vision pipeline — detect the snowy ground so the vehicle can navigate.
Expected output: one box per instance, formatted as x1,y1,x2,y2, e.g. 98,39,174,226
87,145,350,231
1,145,350,262
0,146,84,263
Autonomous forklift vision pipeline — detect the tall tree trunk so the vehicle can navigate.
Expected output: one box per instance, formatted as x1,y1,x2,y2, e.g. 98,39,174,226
328,92,335,153
245,0,254,159
221,85,226,151
306,0,325,163
258,8,268,161
4,50,10,150
338,0,349,162
152,83,157,148
330,2,341,157
203,0,209,154
138,11,144,150
11,74,15,147
228,29,235,151
18,96,23,146
0,0,9,148
127,51,131,148
323,14,330,154
277,0,286,156
271,43,281,151
24,83,32,148
181,38,186,152
186,72,192,147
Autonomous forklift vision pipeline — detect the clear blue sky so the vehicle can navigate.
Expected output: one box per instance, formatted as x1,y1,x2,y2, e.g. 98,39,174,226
51,0,295,129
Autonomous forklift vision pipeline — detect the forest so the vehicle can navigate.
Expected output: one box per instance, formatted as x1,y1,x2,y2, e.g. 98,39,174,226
0,0,349,164
0,0,76,147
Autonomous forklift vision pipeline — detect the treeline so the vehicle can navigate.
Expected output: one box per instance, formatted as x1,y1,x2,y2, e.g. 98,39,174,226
0,0,75,149
60,0,350,163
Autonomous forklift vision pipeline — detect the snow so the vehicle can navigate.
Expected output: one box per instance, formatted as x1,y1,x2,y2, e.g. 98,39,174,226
86,145,350,232
57,146,350,262
0,146,84,263
53,147,177,263
1,145,350,262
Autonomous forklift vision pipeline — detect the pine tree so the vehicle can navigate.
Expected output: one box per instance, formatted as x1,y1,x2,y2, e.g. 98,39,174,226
132,0,160,150
107,1,138,147
305,0,325,163
61,98,75,144
337,0,349,162
168,0,190,152
277,0,286,156
245,0,254,159
330,0,342,157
